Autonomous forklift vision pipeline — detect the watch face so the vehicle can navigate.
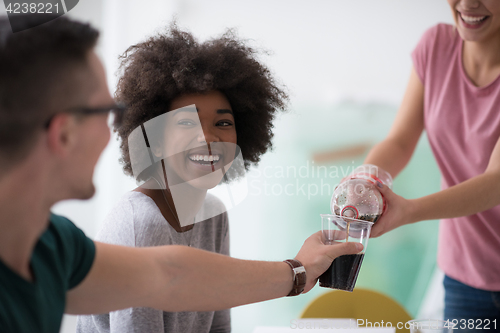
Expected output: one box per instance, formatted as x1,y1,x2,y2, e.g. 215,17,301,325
295,266,306,275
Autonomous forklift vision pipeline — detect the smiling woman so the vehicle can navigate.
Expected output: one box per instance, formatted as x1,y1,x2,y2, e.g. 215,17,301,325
362,0,500,324
152,92,237,190
448,0,500,43
76,25,288,333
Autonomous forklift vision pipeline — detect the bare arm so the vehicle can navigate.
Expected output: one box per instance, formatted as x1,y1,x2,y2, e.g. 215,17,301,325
365,68,500,237
66,232,362,315
372,138,500,238
364,67,425,178
412,152,500,222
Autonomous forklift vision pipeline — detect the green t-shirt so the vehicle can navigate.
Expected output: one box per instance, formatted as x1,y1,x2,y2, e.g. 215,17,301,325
0,214,96,333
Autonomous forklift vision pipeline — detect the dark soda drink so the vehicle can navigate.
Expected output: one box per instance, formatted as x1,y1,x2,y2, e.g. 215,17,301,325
319,254,365,291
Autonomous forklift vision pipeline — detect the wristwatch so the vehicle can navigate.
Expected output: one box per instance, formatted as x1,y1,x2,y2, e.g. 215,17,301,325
283,259,306,296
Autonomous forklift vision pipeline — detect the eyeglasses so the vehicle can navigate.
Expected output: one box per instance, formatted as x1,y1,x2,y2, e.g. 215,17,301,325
43,104,128,129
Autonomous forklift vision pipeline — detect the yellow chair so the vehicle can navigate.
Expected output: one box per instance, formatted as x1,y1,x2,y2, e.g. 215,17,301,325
300,288,413,333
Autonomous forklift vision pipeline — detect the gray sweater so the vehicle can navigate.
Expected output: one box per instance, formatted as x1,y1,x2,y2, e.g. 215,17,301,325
76,191,231,333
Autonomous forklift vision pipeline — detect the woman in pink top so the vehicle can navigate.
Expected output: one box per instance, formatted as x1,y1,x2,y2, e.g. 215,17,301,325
364,0,500,325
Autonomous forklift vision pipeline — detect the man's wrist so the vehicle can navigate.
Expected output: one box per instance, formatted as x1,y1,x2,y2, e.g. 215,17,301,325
283,259,306,296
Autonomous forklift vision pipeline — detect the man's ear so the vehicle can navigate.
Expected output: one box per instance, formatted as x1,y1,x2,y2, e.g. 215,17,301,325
46,114,78,157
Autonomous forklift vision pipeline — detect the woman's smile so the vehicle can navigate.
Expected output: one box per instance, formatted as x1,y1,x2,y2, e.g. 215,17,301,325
459,12,489,29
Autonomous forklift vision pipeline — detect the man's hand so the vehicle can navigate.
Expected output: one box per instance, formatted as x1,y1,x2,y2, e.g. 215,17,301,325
370,183,416,238
295,231,363,293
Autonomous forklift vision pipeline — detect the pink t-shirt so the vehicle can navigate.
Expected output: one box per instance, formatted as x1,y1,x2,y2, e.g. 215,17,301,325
412,24,500,291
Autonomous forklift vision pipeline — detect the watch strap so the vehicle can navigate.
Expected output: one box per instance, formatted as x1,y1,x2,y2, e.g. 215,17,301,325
283,259,306,296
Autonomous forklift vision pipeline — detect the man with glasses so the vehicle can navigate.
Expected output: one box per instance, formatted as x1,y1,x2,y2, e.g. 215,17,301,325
0,14,362,333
